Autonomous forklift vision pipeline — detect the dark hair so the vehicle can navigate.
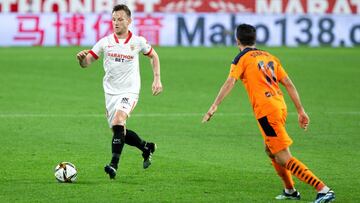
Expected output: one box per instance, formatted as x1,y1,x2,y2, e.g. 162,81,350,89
112,4,131,18
236,24,256,46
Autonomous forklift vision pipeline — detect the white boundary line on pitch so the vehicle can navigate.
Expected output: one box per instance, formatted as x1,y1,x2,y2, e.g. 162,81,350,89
0,111,359,118
325,111,360,115
0,113,250,118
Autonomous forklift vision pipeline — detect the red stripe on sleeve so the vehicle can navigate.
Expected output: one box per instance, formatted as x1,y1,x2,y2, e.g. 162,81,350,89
144,47,153,56
89,50,99,60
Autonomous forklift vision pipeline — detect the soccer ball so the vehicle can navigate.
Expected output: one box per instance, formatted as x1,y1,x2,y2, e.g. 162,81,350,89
54,162,77,183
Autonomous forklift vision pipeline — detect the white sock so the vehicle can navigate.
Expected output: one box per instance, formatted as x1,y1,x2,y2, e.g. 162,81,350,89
318,186,330,194
285,188,296,194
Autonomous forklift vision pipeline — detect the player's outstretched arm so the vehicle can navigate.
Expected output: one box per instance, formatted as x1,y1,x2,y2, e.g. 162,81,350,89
280,76,310,130
146,49,163,96
202,77,236,123
76,49,95,68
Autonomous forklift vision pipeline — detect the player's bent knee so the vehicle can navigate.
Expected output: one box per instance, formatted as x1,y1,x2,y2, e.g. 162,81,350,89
265,147,275,159
112,117,126,126
273,148,292,166
112,120,125,126
112,110,128,126
265,149,275,159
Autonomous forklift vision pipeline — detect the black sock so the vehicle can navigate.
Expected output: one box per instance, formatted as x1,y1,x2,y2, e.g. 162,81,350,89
125,129,146,152
110,125,125,168
110,156,119,168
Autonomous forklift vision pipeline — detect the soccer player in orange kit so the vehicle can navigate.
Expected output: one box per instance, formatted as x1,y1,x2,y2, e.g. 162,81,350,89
202,24,335,203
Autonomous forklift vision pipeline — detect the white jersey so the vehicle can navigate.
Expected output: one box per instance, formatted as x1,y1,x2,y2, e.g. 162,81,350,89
89,31,152,95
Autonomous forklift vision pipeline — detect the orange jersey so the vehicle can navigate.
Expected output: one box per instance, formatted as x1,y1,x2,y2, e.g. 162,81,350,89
229,48,288,119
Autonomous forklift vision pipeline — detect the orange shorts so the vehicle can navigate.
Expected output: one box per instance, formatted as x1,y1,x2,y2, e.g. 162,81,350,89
257,109,293,154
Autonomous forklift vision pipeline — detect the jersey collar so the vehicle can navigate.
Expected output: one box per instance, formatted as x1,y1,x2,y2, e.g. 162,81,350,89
113,31,132,44
242,47,257,52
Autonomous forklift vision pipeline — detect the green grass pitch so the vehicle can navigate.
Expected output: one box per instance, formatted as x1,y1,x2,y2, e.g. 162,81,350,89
0,46,359,202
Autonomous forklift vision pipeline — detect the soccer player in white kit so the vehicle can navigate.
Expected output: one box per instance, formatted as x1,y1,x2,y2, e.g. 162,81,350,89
76,4,163,179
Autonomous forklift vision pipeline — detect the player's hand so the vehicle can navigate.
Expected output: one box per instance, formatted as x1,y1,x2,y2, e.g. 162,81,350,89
152,79,163,96
76,49,89,62
202,105,217,123
298,110,310,130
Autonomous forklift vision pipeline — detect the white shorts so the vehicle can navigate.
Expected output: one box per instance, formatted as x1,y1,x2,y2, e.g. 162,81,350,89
105,93,138,127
